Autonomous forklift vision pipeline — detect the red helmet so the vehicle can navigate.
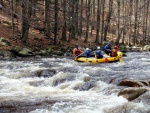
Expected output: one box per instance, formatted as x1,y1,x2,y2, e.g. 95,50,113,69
114,46,118,49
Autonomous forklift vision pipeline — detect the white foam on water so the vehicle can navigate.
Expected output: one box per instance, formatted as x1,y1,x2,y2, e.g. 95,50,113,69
0,53,150,113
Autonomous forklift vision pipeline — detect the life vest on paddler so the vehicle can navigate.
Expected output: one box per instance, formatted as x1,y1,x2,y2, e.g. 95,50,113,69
73,44,83,57
111,46,118,57
73,48,83,57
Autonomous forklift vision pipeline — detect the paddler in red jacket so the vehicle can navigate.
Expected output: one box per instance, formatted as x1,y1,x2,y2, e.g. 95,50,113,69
111,45,118,57
73,44,83,57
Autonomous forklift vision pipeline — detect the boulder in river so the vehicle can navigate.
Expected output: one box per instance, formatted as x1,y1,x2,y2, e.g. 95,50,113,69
118,79,145,87
34,69,56,78
118,87,147,101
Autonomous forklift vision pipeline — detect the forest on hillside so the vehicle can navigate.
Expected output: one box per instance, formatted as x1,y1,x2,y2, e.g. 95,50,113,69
0,0,150,47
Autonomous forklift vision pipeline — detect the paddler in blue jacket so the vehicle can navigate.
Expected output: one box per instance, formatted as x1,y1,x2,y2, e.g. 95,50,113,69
95,46,103,59
104,42,112,56
85,48,91,58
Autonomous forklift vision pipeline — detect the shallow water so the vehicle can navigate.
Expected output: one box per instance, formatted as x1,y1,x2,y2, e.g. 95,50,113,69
0,52,150,113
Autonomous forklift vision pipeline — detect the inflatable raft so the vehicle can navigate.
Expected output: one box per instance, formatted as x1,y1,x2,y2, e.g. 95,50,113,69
74,51,123,63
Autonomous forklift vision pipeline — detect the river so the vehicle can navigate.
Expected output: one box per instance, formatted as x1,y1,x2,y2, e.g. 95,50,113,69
0,52,150,113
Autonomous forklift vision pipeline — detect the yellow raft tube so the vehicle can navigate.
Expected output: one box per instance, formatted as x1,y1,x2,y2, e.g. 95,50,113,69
74,51,123,63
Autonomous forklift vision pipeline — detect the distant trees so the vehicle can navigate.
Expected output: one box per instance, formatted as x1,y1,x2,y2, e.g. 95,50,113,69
1,0,150,46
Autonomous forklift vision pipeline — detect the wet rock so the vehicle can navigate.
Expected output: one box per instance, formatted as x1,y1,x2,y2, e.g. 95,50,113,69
131,46,142,51
29,80,44,87
52,50,64,56
39,50,49,56
83,75,91,82
134,89,150,104
118,87,147,101
142,45,150,51
34,55,42,60
18,48,34,57
0,50,15,58
0,99,56,113
35,69,56,78
79,81,95,91
0,37,11,46
52,75,75,86
118,79,145,87
11,46,22,55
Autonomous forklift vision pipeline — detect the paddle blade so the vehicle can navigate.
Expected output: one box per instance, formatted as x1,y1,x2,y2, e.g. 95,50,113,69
119,58,123,62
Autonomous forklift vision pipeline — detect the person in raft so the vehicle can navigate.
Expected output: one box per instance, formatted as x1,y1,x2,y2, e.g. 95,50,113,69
85,48,91,58
104,42,112,56
95,46,103,59
73,44,83,57
111,45,118,57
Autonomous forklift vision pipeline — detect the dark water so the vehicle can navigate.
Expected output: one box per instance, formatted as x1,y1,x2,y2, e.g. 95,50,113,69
0,52,150,113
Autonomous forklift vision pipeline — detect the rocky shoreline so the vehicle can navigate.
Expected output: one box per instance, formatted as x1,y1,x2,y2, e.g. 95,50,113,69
0,37,150,59
0,44,150,59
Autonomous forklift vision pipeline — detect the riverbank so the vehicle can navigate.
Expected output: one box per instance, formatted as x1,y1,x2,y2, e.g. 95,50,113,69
0,18,150,59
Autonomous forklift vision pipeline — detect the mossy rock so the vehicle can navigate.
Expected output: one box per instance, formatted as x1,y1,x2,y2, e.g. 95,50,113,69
52,51,64,56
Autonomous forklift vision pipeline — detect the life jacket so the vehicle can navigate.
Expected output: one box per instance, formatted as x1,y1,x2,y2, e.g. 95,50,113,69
111,49,118,57
73,48,82,57
104,45,111,51
95,50,103,58
85,50,90,57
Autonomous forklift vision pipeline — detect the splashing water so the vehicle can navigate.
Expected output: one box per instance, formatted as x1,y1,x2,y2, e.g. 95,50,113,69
0,52,150,113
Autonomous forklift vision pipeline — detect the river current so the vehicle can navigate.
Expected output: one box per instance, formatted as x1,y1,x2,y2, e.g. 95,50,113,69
0,52,150,113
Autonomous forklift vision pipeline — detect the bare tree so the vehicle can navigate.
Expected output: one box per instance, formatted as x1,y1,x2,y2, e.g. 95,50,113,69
11,0,14,38
21,0,33,44
54,0,58,45
100,0,105,43
95,0,101,44
133,0,138,46
61,0,67,41
116,0,121,44
85,0,91,42
104,0,113,42
79,0,83,34
45,0,51,38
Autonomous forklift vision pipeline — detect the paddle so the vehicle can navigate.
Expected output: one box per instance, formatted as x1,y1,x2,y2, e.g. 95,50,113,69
119,58,123,62
74,53,84,60
117,51,123,63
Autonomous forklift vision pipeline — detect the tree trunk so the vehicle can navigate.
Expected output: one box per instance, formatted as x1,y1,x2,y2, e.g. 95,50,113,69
11,0,14,38
101,0,105,43
128,0,133,46
133,0,138,46
45,0,51,38
71,0,76,39
54,0,58,45
61,0,67,41
21,0,33,44
75,0,79,37
85,0,91,42
104,0,113,42
116,0,121,44
0,0,4,6
80,0,83,34
90,0,95,35
95,0,101,44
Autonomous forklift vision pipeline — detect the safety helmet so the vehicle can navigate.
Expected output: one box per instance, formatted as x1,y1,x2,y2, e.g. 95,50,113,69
86,48,89,50
75,44,79,47
114,46,118,49
97,46,100,49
